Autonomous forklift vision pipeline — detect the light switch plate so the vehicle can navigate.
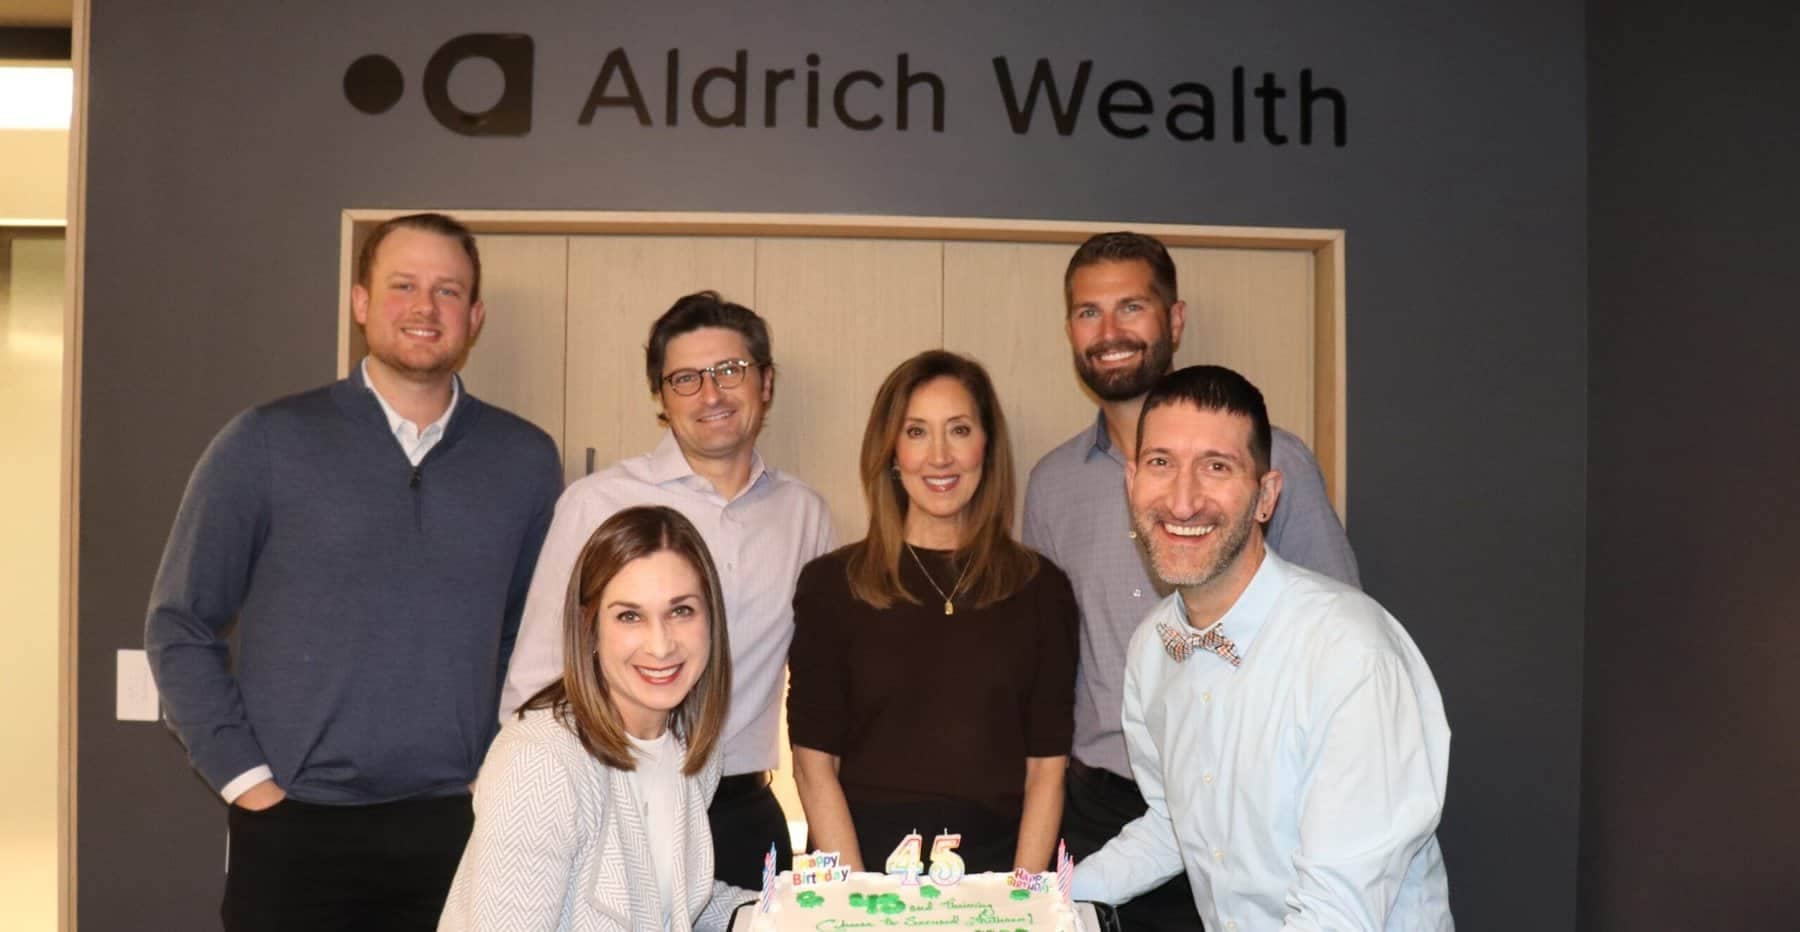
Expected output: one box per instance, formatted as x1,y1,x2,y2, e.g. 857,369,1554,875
116,649,160,722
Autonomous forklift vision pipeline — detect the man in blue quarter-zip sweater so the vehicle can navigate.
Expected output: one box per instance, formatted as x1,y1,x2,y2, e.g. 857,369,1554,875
146,213,563,932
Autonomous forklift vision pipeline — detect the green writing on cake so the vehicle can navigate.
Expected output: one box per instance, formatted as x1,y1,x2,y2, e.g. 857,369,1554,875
898,915,962,927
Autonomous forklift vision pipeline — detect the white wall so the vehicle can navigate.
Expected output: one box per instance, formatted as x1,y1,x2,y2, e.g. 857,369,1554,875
0,230,65,932
0,52,71,930
0,130,69,223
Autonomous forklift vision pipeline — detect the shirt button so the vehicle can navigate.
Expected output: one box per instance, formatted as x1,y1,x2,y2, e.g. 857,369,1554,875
1213,849,1224,862
1226,923,1237,931
1201,691,1212,703
1132,589,1142,598
1203,772,1214,784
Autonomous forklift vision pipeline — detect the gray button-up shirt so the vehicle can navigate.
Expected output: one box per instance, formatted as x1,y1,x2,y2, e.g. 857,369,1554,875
1022,412,1360,778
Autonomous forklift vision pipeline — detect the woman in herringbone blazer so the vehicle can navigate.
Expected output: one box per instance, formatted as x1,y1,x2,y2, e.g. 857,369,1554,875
440,506,754,932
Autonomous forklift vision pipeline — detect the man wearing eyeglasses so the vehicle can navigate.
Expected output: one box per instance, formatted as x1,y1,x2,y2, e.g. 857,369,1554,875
500,290,834,887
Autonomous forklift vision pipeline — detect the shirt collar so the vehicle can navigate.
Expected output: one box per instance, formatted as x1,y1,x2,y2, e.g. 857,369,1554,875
1172,547,1291,658
640,429,770,498
360,357,459,439
1082,409,1126,466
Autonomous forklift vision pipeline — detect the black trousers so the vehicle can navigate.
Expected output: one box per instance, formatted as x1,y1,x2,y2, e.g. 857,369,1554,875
222,794,473,932
708,773,793,889
1061,760,1207,931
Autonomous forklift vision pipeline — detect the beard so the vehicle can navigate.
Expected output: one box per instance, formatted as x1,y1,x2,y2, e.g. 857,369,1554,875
1074,331,1176,402
1133,492,1260,590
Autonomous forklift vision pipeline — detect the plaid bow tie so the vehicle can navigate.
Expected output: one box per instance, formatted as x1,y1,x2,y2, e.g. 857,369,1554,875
1157,621,1242,667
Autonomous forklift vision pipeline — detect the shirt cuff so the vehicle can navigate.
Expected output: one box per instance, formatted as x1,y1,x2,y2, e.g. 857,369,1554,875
1070,861,1108,903
220,765,274,804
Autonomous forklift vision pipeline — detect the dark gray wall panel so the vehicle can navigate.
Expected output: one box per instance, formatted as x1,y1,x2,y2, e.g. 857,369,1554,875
1583,1,1800,927
80,2,1587,929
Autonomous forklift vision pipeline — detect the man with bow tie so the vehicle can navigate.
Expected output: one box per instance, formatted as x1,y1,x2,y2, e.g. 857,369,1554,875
1070,365,1454,931
1025,231,1360,932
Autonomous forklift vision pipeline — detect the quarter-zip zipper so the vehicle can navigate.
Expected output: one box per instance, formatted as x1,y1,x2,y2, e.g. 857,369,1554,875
410,464,423,531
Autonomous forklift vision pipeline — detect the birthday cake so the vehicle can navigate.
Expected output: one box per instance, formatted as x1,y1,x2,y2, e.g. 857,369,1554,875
748,835,1082,932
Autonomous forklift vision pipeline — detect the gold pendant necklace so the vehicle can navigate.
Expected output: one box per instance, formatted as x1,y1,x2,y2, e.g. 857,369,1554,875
906,543,971,615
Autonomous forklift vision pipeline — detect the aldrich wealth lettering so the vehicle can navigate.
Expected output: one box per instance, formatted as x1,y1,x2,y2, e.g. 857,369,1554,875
349,37,1351,147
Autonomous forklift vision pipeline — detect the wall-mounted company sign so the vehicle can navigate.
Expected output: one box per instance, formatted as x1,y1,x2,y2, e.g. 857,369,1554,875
343,34,1349,146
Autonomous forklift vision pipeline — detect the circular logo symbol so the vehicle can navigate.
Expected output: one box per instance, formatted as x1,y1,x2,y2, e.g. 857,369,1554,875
343,54,404,114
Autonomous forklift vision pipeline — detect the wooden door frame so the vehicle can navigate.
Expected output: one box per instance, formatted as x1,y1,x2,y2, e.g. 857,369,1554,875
337,209,1348,514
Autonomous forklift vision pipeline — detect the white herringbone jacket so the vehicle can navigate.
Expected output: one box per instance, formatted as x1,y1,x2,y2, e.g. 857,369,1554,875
439,708,754,932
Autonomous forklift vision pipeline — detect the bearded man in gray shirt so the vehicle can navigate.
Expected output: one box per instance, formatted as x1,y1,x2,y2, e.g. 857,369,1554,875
1022,231,1359,932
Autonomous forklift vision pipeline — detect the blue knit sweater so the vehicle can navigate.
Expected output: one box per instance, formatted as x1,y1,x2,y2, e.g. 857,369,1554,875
146,372,562,805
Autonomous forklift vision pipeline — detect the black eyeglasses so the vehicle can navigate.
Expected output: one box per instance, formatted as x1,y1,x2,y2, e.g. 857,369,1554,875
661,359,758,396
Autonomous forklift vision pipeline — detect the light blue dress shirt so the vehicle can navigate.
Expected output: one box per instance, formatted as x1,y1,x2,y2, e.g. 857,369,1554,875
1071,551,1453,931
1024,413,1359,780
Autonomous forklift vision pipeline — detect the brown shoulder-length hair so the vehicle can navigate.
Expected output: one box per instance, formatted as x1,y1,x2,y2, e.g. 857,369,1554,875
521,506,731,775
846,350,1039,609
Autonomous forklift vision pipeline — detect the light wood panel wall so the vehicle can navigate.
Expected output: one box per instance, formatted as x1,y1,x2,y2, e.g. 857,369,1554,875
458,235,569,459
942,242,1098,532
752,238,945,544
1171,247,1315,447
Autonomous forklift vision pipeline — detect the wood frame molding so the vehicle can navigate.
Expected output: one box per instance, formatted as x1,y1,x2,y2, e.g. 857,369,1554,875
337,209,1348,512
59,3,92,931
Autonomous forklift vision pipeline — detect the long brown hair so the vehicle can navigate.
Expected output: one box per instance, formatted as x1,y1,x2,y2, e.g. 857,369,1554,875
846,350,1039,609
522,506,731,775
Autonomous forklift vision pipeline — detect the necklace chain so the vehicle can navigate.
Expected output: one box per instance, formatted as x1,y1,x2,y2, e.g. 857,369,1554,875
905,543,972,615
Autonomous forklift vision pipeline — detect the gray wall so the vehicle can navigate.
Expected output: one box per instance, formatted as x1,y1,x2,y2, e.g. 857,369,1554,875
1583,1,1800,927
80,1,1586,928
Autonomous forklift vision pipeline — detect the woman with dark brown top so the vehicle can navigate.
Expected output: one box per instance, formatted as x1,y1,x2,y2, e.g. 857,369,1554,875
788,349,1078,875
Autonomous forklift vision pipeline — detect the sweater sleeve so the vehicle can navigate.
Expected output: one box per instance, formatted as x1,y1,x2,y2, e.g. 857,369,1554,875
696,883,757,932
497,440,564,701
144,409,273,793
439,722,582,931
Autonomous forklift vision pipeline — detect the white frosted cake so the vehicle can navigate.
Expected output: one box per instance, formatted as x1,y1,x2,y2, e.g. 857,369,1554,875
749,870,1080,932
745,834,1086,932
